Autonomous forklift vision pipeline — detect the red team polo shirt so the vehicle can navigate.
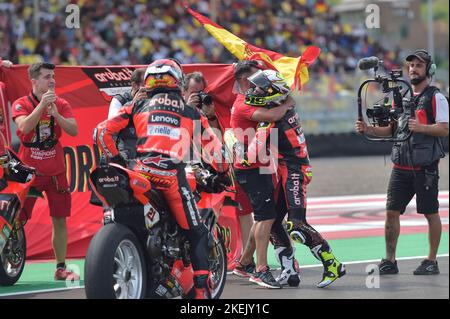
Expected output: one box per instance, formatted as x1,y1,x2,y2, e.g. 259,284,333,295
11,93,74,176
230,94,262,170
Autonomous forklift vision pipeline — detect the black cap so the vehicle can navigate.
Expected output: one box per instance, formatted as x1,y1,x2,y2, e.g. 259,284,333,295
406,50,431,63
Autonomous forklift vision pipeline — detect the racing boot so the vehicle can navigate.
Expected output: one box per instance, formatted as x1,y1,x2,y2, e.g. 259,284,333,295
274,246,301,287
311,243,346,288
193,273,212,299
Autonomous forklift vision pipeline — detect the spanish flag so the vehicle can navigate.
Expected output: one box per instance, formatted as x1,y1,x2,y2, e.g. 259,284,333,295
186,5,320,91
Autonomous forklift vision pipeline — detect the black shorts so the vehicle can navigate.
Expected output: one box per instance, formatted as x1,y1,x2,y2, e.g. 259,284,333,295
386,168,440,215
235,168,276,221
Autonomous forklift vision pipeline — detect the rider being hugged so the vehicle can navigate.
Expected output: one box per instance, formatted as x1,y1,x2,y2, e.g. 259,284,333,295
94,59,229,299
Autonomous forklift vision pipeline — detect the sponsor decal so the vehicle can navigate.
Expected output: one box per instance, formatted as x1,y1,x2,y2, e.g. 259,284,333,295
148,125,180,139
98,175,119,183
30,148,57,160
297,132,305,144
141,155,171,169
0,200,10,211
149,113,180,127
217,224,232,254
288,113,299,125
132,179,148,189
181,187,198,226
81,67,135,102
289,172,302,206
144,203,160,229
139,173,175,186
148,93,184,110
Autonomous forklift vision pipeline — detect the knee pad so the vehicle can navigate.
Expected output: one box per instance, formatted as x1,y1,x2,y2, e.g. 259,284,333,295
286,220,325,249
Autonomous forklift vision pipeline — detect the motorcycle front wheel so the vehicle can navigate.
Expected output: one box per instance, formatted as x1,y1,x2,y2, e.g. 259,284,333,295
0,226,26,286
84,223,147,299
210,231,227,299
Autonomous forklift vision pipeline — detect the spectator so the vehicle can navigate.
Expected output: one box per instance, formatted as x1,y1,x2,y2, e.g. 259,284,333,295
0,1,403,75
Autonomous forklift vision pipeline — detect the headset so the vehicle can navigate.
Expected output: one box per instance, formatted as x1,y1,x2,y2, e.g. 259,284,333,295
414,49,436,77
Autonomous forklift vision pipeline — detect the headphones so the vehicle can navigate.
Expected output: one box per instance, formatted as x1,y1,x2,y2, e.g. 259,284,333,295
414,50,436,77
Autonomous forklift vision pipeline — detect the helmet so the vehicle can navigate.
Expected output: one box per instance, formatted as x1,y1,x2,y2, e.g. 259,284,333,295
245,70,291,106
144,59,184,93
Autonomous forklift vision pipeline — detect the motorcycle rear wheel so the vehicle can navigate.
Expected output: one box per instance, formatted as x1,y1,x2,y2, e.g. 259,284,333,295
84,223,147,299
0,226,26,286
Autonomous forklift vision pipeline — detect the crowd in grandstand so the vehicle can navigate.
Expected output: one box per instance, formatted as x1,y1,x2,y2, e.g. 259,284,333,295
0,0,402,73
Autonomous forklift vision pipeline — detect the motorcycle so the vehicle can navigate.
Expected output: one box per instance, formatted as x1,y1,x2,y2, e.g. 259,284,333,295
0,132,36,286
85,158,234,299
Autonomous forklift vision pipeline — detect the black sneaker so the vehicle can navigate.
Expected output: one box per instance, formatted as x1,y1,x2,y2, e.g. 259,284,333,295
249,267,282,289
413,259,440,275
233,260,256,278
369,259,399,275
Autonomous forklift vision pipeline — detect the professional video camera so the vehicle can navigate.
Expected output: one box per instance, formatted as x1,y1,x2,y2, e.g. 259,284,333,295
357,56,415,142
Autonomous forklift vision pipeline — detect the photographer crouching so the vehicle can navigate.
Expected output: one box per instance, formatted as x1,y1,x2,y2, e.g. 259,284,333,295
355,50,449,275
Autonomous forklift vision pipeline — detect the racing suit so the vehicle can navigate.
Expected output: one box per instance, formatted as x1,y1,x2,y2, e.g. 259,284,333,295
247,107,345,284
109,91,138,161
95,89,228,295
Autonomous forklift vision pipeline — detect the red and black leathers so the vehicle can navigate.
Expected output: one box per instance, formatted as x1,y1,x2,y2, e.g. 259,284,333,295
247,108,311,218
95,90,228,279
247,107,331,252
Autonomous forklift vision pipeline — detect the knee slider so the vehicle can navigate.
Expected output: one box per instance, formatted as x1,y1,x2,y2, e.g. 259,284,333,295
286,221,307,244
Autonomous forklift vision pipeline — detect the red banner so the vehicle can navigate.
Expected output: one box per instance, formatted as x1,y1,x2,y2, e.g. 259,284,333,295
0,64,241,268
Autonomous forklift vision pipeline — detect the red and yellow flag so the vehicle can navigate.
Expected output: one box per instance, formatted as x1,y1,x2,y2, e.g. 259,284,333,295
186,5,320,91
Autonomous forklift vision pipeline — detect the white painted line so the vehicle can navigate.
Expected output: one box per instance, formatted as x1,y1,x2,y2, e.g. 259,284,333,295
308,191,449,203
315,217,449,233
298,254,449,269
0,285,84,298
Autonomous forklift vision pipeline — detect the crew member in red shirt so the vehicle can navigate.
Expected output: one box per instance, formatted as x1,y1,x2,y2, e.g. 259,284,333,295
12,62,79,281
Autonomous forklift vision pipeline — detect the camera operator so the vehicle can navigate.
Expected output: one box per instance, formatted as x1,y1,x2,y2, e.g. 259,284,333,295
355,50,449,275
183,72,220,130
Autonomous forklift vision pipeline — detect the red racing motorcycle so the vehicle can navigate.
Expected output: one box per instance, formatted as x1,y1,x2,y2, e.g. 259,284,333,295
0,132,36,286
85,159,234,299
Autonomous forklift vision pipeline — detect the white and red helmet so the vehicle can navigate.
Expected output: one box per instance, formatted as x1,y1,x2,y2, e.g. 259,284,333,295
144,59,184,93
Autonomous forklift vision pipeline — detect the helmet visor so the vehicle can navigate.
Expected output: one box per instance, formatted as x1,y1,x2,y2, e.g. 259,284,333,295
145,73,178,90
247,70,272,93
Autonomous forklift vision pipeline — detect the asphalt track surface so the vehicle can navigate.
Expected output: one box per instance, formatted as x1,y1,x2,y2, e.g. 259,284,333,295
2,256,448,299
1,155,448,300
